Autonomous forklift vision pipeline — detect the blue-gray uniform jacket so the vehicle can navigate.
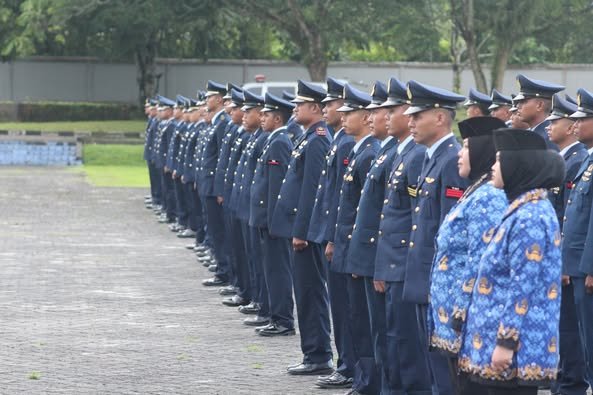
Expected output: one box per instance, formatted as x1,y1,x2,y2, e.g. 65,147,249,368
403,135,468,303
270,121,332,240
194,121,211,189
345,138,398,277
230,132,255,217
155,119,176,169
562,151,593,277
143,117,158,161
331,136,380,274
249,127,293,230
224,127,249,211
166,121,186,172
213,121,239,197
308,129,355,244
236,128,269,223
533,120,558,151
199,110,230,197
182,123,199,183
550,142,588,227
286,116,304,143
374,140,426,282
176,122,194,177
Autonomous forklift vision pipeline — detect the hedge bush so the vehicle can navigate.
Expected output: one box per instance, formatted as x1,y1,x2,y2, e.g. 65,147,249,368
0,101,143,122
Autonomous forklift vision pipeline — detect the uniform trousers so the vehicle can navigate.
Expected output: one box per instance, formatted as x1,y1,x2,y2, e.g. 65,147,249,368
173,177,189,227
385,282,432,395
292,241,332,364
260,228,294,328
147,161,162,205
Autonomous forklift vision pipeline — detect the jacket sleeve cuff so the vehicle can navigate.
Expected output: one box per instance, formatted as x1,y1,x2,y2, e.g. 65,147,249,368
496,322,520,350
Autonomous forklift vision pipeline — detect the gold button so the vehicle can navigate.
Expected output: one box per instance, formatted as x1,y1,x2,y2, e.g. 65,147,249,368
318,184,322,189
326,210,330,215
378,231,383,236
412,225,417,230
370,238,375,243
410,242,414,248
381,214,385,219
384,199,388,204
348,234,352,239
418,189,422,194
401,239,406,244
278,195,282,199
322,170,326,175
293,208,297,213
415,207,420,213
568,199,572,204
260,200,264,205
353,224,357,229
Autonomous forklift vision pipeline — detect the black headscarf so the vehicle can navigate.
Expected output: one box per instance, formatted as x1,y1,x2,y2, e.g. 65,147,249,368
458,117,507,182
494,128,566,201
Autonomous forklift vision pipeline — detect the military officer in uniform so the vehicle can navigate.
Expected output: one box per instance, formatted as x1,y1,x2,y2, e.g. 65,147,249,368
310,77,357,390
403,80,468,395
200,81,232,287
374,77,433,395
168,95,190,234
270,80,334,376
546,93,589,395
514,74,564,151
345,80,398,395
144,98,161,210
220,89,251,299
283,90,304,143
249,93,296,336
463,88,492,118
489,89,513,125
563,88,593,392
155,95,177,224
328,83,380,395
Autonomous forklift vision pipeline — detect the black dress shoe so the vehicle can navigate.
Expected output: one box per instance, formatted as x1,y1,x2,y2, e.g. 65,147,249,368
207,264,218,272
222,295,249,307
194,245,209,253
258,323,295,337
185,243,197,250
315,371,353,389
202,277,228,287
238,302,260,315
218,285,237,296
243,315,270,326
145,204,153,209
254,323,274,333
177,229,196,238
286,361,334,376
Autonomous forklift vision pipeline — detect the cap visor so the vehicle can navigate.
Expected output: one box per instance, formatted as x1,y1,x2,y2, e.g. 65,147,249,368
545,114,562,121
260,107,273,113
513,93,526,101
403,106,427,115
337,105,354,112
488,103,500,110
569,110,593,119
321,96,340,103
365,103,381,110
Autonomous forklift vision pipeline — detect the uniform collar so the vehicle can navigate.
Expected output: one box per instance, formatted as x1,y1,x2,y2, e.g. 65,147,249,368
559,141,580,157
213,109,226,123
397,135,414,154
352,134,373,154
426,133,454,159
267,125,287,140
381,135,394,148
529,120,547,132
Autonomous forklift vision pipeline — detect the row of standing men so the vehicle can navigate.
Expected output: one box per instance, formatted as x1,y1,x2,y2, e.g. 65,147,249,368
142,74,593,395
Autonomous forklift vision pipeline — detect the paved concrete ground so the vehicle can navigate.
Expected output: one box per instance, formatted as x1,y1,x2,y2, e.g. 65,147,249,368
0,168,566,394
0,168,344,394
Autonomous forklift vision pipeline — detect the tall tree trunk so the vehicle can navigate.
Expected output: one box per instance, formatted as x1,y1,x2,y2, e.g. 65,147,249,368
135,37,158,107
306,57,328,81
449,21,463,93
461,0,487,92
490,43,512,91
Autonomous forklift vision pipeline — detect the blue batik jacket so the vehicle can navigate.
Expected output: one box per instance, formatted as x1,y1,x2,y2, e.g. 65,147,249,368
458,189,561,386
428,179,507,356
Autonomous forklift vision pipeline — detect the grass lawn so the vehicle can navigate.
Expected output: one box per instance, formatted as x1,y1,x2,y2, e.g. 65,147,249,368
79,144,149,188
0,120,146,133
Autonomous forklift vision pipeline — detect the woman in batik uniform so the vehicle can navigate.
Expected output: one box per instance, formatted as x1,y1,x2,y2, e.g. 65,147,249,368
427,117,508,394
458,128,565,395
